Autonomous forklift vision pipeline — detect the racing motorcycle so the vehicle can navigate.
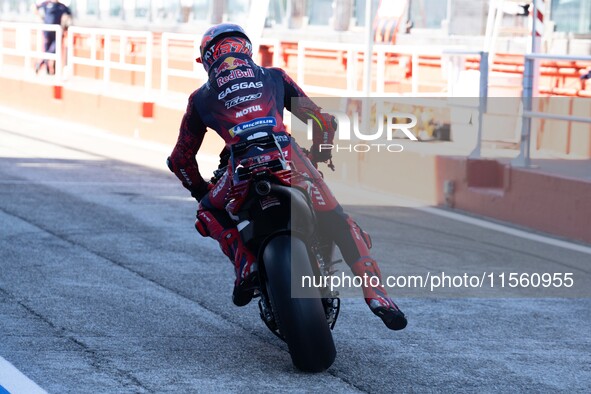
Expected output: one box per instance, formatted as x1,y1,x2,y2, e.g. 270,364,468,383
212,128,341,372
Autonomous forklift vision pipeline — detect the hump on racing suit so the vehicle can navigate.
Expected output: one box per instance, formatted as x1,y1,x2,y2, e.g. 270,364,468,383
195,51,298,142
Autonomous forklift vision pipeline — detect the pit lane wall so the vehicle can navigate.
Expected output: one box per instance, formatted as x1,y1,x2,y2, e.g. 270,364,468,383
347,153,591,245
1,75,590,245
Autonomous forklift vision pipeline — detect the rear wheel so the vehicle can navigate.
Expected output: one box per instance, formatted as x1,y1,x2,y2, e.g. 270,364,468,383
262,235,336,372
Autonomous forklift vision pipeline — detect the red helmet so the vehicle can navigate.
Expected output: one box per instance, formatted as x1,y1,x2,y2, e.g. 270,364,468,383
197,23,252,73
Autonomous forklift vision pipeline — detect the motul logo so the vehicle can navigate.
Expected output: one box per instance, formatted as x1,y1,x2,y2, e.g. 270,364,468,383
236,105,262,118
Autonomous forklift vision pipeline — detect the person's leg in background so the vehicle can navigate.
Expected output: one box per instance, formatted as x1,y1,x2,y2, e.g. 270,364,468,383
45,31,57,75
36,31,56,74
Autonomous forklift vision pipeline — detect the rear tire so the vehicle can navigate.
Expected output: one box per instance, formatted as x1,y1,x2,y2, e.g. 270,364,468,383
262,235,336,372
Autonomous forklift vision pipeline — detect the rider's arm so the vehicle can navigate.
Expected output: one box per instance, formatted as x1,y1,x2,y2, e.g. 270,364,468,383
167,93,210,201
275,68,336,161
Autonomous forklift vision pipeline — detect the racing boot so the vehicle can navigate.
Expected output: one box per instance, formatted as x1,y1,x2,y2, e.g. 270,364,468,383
220,229,259,307
351,257,407,331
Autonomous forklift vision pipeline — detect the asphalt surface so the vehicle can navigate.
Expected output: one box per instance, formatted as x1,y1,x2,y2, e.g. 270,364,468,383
0,111,590,393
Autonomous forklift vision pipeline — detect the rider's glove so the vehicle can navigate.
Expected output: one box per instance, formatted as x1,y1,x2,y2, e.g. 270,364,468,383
191,181,213,202
310,144,332,163
310,112,337,163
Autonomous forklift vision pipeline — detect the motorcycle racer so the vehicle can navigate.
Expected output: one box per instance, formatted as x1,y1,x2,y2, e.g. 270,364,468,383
167,23,407,331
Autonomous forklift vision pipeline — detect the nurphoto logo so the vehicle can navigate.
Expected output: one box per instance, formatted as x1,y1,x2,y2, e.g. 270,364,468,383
307,111,418,153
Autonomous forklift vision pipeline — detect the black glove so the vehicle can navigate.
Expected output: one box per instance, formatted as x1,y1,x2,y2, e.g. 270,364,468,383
190,182,212,202
309,144,332,163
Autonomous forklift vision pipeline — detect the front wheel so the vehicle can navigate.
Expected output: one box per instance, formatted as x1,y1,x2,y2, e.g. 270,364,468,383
262,235,336,372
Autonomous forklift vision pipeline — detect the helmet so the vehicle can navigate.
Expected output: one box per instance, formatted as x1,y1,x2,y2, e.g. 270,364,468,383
197,23,252,73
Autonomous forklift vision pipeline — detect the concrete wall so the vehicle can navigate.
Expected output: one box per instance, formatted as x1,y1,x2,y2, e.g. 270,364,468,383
0,75,224,156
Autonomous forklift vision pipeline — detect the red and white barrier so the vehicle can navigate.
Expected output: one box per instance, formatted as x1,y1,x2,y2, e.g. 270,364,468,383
533,0,545,38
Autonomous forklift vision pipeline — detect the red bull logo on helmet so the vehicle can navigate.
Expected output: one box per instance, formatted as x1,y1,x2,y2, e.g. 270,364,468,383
214,57,250,77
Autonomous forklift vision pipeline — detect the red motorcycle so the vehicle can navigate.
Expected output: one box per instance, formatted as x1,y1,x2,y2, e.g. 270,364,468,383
213,128,340,372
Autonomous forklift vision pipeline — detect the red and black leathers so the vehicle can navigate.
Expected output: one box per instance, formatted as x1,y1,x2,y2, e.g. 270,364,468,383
168,47,407,330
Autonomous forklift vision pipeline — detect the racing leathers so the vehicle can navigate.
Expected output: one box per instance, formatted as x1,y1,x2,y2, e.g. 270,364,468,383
168,52,407,330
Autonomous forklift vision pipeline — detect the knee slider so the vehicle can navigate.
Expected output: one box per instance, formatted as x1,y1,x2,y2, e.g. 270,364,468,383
361,228,372,249
194,218,209,237
195,210,213,238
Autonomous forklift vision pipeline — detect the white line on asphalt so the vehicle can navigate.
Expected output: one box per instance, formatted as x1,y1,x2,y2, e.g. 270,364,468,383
333,181,591,256
0,357,47,394
418,206,591,256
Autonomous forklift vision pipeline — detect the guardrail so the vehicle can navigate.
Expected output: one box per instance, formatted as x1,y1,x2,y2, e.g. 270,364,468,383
66,27,153,91
160,32,207,92
375,45,473,96
512,53,591,167
443,50,489,158
2,23,589,160
296,41,364,97
258,37,282,67
0,22,63,80
296,41,490,156
296,41,481,97
159,34,282,92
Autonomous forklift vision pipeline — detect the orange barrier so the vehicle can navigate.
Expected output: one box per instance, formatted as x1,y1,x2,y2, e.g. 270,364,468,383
275,42,590,96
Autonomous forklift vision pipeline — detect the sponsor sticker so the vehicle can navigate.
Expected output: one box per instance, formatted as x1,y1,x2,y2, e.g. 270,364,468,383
260,196,281,210
218,81,263,100
225,93,263,109
236,105,263,118
214,56,250,77
229,117,277,136
217,68,255,87
274,134,289,143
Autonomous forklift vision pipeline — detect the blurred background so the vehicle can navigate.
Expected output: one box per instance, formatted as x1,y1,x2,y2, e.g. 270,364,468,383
0,3,590,391
1,0,590,37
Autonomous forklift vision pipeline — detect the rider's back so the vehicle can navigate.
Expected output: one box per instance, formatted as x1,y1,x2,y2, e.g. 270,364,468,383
192,52,288,143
